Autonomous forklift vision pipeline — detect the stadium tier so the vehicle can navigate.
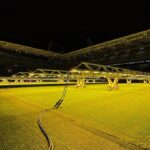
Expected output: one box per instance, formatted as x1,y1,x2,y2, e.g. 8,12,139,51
0,41,62,76
0,29,150,76
64,29,150,71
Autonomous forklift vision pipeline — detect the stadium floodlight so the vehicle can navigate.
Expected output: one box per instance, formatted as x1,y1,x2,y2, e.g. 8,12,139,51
71,69,77,72
94,71,99,74
29,73,35,77
84,71,90,73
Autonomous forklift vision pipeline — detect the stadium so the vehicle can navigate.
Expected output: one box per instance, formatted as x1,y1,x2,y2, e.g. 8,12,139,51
0,28,150,150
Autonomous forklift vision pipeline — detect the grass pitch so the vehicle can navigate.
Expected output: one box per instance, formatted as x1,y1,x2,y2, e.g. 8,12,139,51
0,84,150,150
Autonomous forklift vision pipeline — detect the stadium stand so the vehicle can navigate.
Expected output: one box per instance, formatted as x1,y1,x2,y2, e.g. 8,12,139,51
63,29,150,71
0,41,62,76
0,29,150,76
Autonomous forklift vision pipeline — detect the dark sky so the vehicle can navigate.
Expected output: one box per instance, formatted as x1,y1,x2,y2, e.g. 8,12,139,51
0,1,150,53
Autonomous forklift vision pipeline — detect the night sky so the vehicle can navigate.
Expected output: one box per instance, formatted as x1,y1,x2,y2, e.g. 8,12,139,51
0,1,150,53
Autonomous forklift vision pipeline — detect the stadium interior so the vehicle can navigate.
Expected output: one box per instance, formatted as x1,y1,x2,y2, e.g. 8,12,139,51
0,29,150,150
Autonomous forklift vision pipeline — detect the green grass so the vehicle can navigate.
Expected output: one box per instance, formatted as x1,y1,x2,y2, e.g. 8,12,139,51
0,84,150,149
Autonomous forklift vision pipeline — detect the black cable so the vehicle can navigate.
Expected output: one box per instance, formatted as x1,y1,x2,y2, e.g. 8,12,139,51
38,109,54,150
38,72,70,150
53,72,70,109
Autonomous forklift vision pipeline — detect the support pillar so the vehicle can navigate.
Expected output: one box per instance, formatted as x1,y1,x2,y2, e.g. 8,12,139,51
107,77,119,91
93,80,96,83
59,78,64,83
127,79,132,84
76,76,86,88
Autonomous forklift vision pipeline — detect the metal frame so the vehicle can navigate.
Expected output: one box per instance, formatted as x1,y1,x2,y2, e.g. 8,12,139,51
1,62,150,89
29,69,68,78
70,62,150,90
11,72,29,77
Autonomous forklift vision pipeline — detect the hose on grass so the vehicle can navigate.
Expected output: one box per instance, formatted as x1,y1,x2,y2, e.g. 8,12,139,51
53,72,70,109
38,72,70,150
38,109,54,150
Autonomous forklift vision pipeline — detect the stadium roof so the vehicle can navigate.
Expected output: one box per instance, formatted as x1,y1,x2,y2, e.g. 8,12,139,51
0,1,150,52
64,29,150,57
0,40,61,58
1,29,150,58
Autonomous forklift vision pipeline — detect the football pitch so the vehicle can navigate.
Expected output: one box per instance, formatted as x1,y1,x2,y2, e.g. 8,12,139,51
0,84,150,150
